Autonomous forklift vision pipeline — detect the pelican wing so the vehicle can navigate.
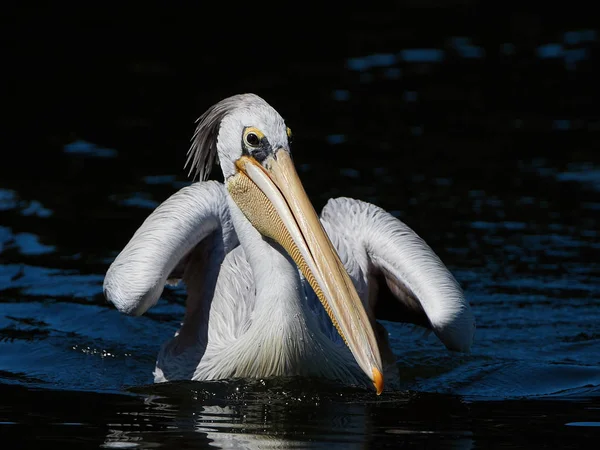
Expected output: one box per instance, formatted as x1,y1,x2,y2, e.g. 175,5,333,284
103,180,237,316
319,197,475,352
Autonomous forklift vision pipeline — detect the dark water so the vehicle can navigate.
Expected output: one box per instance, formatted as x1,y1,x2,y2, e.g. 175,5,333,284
2,5,600,448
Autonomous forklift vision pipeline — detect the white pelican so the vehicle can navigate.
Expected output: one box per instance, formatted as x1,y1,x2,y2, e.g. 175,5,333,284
103,93,475,394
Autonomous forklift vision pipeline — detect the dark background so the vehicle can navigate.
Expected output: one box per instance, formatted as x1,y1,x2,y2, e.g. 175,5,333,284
4,4,599,167
1,3,599,448
3,3,598,255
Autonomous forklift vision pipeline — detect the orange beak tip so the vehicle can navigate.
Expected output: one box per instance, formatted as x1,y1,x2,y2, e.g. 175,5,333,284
373,367,384,395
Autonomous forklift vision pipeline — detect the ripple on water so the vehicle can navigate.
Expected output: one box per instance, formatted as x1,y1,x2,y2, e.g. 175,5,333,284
63,140,118,158
0,228,55,255
0,189,53,217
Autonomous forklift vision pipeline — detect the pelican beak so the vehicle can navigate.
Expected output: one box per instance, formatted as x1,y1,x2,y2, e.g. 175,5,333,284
227,149,384,394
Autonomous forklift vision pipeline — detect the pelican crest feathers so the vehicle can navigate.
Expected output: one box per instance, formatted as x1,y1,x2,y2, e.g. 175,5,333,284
186,93,268,181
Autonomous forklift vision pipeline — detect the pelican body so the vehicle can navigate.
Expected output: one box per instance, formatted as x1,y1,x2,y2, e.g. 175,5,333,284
103,94,475,394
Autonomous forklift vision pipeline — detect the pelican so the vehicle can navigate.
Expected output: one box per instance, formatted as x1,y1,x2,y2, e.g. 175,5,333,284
103,93,475,394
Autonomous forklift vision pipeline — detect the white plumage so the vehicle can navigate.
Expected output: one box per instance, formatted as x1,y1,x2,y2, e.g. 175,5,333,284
320,197,474,351
103,93,475,393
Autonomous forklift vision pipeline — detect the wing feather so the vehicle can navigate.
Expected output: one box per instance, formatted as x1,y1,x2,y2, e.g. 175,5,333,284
320,197,475,352
103,181,237,316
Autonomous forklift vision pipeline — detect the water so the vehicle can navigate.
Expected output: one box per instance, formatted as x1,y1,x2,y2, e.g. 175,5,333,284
2,6,600,448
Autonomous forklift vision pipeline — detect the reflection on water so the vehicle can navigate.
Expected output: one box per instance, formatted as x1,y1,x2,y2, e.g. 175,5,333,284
346,29,596,79
64,140,118,159
2,9,600,449
2,380,598,449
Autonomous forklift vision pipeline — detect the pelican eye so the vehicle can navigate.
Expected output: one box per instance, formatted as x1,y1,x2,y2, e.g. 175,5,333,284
246,133,260,146
242,127,269,162
244,128,263,147
286,127,293,143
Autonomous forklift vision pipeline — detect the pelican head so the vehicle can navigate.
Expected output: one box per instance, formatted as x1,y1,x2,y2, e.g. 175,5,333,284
186,94,384,394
